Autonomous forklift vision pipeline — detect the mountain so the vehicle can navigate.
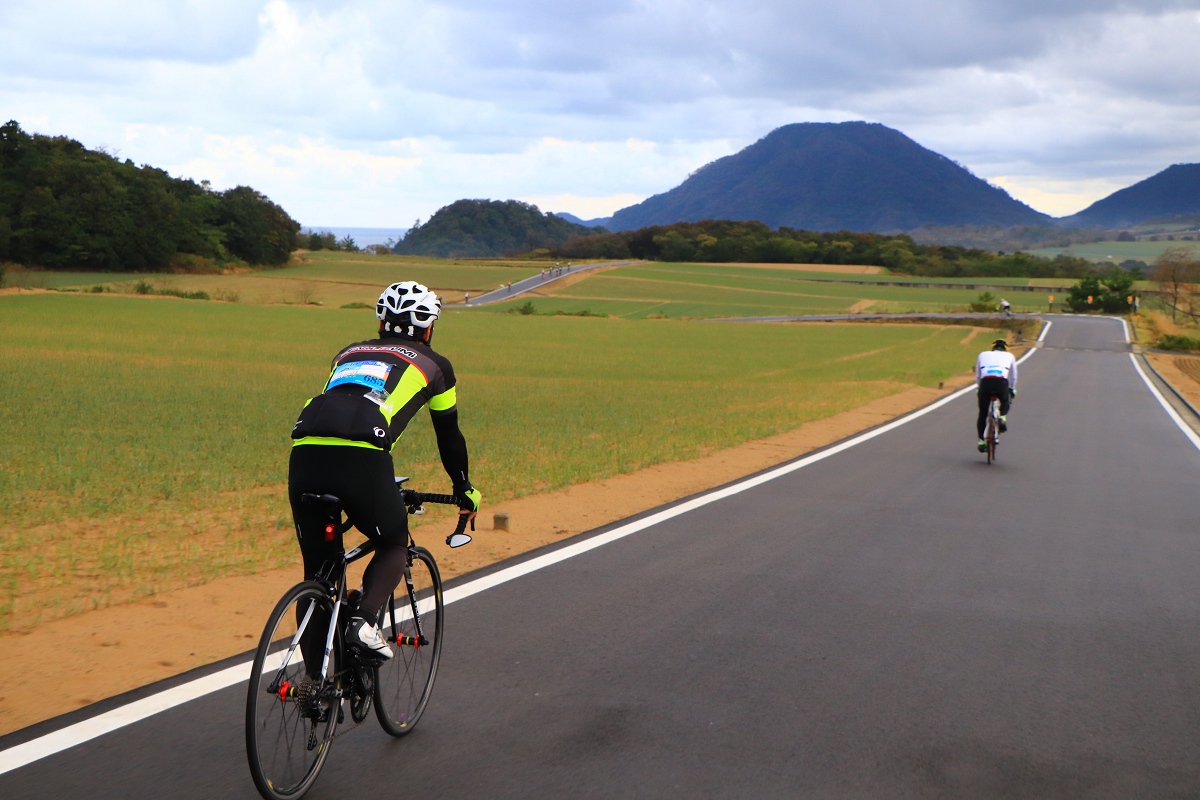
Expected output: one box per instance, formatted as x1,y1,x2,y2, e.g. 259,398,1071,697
606,122,1051,233
1058,164,1200,229
393,199,594,258
552,211,611,228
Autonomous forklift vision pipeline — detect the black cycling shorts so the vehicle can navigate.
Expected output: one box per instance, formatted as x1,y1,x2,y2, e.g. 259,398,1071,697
288,444,409,579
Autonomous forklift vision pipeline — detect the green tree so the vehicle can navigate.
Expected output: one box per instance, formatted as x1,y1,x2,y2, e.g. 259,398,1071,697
215,186,300,265
653,230,696,262
0,121,300,270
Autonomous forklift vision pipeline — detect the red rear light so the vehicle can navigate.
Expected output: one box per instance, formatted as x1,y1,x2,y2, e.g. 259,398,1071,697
324,524,335,541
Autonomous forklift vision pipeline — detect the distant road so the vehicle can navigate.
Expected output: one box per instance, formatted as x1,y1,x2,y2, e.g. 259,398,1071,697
457,261,637,306
4,316,1200,798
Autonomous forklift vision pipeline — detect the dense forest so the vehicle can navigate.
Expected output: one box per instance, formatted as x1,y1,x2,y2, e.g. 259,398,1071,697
549,219,1102,278
0,121,299,270
394,199,595,258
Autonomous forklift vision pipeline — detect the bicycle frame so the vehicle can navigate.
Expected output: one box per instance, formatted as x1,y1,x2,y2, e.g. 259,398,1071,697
272,531,373,685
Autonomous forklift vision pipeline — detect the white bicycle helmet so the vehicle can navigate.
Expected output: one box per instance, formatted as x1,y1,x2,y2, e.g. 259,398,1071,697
376,281,441,336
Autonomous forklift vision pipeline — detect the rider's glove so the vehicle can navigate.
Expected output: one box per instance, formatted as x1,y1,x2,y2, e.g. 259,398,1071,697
1010,388,1017,398
454,481,481,512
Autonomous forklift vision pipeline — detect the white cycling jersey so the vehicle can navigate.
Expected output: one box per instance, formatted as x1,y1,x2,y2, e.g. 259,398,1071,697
976,350,1017,390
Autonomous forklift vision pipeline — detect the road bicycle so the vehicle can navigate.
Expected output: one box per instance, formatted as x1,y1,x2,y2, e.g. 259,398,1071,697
245,479,472,800
984,397,1002,464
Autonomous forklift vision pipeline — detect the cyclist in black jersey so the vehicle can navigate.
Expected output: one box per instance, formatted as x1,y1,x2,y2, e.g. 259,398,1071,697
288,281,481,662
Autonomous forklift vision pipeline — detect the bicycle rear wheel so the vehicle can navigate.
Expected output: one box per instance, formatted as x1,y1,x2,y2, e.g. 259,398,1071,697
246,581,340,800
374,546,444,736
986,417,996,464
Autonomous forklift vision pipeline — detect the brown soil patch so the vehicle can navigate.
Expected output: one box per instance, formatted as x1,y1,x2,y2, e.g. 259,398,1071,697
0,287,55,296
0,372,976,735
959,327,985,346
847,299,875,313
1146,353,1200,409
718,263,885,275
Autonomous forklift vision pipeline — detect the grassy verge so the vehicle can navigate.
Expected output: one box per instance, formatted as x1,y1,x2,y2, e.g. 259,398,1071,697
1,292,1004,630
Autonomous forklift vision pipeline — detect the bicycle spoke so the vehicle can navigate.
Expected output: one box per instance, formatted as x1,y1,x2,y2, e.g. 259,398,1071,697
375,547,444,736
246,583,340,800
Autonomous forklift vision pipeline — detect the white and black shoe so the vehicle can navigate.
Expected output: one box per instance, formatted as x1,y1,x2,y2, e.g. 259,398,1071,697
347,617,393,661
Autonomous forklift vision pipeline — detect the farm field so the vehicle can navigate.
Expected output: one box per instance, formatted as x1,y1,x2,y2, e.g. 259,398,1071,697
1027,240,1195,263
0,292,1005,631
2,251,546,306
486,262,1055,317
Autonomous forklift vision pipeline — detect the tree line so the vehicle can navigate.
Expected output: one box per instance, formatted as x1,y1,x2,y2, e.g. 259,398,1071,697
548,219,1101,279
0,121,300,271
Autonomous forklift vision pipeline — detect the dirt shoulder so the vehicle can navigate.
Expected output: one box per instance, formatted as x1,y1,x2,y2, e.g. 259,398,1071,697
1145,352,1200,410
0,371,976,736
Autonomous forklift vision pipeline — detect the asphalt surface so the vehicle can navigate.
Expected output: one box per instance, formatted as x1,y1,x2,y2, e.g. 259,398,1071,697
459,260,635,306
6,315,1200,799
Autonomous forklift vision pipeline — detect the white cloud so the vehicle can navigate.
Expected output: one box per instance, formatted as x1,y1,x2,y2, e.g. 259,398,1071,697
1,0,1198,224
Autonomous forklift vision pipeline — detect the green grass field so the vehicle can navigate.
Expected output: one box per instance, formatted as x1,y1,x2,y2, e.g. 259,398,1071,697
487,262,1054,317
1,292,1002,629
1026,240,1197,263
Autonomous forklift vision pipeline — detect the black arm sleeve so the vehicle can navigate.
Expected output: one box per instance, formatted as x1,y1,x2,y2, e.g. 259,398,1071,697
430,408,470,486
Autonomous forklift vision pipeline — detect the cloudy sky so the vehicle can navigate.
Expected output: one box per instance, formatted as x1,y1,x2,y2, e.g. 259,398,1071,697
2,0,1198,227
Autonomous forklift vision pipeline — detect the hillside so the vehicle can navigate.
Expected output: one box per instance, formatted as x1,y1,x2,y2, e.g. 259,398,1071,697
552,211,611,228
606,122,1051,233
0,121,299,270
395,199,595,258
1059,164,1200,229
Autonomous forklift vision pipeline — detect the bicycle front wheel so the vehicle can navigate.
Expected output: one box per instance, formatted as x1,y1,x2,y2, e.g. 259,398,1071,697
246,581,340,800
374,546,444,736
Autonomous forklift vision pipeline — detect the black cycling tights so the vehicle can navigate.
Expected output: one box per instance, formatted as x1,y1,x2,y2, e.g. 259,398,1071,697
288,444,410,627
976,376,1011,439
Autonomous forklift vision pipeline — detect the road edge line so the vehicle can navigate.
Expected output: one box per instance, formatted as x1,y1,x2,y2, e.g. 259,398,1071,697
1128,354,1200,452
0,351,1040,775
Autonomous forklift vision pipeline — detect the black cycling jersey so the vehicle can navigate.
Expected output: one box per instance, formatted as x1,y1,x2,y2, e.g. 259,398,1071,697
293,335,457,450
291,334,470,485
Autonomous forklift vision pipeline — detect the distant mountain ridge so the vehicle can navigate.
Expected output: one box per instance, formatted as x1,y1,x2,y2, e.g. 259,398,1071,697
551,211,611,229
442,123,1199,255
1058,163,1200,229
606,122,1052,232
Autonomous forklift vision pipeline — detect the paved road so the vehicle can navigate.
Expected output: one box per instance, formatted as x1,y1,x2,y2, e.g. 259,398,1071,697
5,316,1200,799
460,261,636,307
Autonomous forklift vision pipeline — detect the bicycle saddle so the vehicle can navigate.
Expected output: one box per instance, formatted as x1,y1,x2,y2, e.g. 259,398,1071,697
301,493,343,512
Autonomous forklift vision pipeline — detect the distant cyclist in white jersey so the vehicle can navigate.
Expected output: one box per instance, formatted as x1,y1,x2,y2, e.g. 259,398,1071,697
975,338,1017,452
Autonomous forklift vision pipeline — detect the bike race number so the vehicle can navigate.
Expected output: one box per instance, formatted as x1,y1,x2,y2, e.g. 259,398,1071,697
327,360,393,395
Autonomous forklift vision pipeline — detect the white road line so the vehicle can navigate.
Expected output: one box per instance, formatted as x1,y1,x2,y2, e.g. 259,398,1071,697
1129,354,1200,452
0,663,251,776
0,347,1042,776
1038,320,1052,342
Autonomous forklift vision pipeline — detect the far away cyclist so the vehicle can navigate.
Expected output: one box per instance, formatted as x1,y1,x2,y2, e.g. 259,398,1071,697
975,338,1017,452
288,281,481,662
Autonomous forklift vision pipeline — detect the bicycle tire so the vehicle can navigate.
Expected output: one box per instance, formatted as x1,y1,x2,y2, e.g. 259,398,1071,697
374,546,444,736
986,403,997,465
246,581,341,800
